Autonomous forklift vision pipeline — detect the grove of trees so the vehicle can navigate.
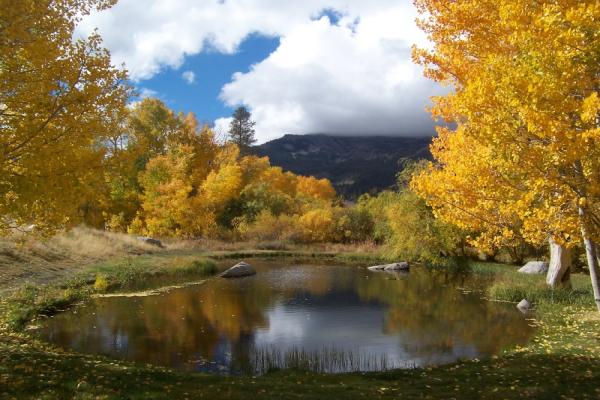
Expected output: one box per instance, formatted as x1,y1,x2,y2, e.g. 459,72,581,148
410,0,600,310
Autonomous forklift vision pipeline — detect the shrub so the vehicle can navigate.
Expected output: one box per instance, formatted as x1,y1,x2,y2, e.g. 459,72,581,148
386,190,465,265
332,207,374,243
237,210,300,242
93,274,109,292
298,208,335,243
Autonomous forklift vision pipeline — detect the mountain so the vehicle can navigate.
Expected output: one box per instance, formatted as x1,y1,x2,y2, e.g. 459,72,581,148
253,134,432,198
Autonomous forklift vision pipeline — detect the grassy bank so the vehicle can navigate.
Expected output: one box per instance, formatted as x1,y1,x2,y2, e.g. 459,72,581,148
0,227,386,295
0,241,599,398
0,254,218,331
0,227,165,292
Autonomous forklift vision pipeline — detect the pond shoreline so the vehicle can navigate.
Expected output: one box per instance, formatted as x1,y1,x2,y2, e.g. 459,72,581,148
1,250,599,399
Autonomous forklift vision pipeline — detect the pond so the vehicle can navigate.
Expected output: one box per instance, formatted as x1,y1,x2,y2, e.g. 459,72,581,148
37,260,535,374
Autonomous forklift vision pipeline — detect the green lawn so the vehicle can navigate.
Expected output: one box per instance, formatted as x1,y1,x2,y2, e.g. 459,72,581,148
1,253,599,399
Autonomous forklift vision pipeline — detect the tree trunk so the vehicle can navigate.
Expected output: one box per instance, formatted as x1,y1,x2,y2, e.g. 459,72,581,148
579,207,600,312
546,237,572,288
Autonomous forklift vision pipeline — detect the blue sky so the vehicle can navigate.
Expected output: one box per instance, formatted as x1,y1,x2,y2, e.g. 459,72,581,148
137,35,280,126
78,0,441,143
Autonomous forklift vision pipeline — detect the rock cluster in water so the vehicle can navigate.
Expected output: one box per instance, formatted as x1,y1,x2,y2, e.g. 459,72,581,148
368,262,409,272
220,261,256,278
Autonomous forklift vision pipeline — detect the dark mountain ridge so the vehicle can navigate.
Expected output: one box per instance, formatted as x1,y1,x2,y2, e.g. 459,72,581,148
253,134,432,198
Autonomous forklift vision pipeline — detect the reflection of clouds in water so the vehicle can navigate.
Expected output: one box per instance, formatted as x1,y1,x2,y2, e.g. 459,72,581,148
37,262,535,373
255,304,307,343
255,301,415,364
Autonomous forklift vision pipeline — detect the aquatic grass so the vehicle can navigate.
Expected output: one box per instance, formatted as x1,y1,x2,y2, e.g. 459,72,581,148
250,346,413,375
168,257,218,276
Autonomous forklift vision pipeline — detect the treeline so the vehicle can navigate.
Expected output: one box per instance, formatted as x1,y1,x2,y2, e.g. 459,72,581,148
92,99,341,238
0,0,461,257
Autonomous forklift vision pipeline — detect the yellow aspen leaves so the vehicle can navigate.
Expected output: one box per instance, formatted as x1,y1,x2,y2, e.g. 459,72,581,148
0,0,130,235
411,0,600,250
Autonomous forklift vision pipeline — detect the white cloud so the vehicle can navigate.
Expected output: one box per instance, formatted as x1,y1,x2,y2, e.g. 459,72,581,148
213,117,233,142
138,87,158,98
77,1,441,143
181,70,196,84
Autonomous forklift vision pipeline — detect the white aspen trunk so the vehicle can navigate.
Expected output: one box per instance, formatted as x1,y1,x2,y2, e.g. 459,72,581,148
546,237,572,288
579,207,600,312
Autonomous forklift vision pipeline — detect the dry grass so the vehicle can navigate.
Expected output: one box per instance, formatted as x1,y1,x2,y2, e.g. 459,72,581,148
0,228,384,293
0,226,162,292
166,238,383,254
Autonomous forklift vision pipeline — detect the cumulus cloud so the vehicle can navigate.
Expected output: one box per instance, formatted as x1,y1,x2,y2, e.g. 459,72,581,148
181,70,196,84
213,117,233,141
138,87,158,98
221,13,443,142
78,1,442,143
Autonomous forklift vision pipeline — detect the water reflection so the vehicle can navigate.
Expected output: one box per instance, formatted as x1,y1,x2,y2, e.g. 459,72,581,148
38,261,534,373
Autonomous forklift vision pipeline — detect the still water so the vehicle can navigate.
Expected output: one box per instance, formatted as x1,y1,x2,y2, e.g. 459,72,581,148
37,260,535,374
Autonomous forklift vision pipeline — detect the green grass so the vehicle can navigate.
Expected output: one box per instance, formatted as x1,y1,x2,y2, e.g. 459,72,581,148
1,255,217,330
481,263,594,308
0,254,599,399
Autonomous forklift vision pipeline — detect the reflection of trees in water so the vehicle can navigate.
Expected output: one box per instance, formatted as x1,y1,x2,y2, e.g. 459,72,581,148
355,269,534,358
42,279,277,369
41,264,534,372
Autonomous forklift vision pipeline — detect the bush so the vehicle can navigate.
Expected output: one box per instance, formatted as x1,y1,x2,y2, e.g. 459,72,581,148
356,191,400,243
93,274,109,292
236,210,300,242
332,207,374,243
386,190,464,265
298,208,335,243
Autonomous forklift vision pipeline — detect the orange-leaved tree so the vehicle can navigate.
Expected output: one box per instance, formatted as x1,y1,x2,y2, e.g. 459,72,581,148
411,0,600,309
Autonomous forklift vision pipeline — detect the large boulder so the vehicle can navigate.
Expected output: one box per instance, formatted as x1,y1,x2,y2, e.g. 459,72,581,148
136,236,163,248
518,261,549,274
368,262,409,272
221,261,256,278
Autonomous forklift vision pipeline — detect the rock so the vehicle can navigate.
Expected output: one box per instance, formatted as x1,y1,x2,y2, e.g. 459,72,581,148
518,261,549,274
516,299,532,313
136,236,163,248
368,262,409,271
221,261,256,278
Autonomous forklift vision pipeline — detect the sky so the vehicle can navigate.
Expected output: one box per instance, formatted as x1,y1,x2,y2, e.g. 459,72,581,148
76,0,443,144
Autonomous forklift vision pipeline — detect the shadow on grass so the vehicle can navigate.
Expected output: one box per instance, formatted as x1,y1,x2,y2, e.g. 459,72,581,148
1,336,599,400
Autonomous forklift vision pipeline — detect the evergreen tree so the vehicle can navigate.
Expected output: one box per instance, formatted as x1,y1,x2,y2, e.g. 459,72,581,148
228,106,256,154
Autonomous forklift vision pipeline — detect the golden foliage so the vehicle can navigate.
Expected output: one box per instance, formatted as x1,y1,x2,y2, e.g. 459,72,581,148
411,0,600,250
0,0,130,235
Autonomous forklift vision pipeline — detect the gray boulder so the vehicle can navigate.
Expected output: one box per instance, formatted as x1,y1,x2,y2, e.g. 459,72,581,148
368,262,409,272
221,261,256,278
518,261,548,274
516,298,532,313
136,236,163,248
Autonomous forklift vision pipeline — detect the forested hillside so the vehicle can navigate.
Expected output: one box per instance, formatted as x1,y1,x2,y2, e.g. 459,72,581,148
254,134,431,197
